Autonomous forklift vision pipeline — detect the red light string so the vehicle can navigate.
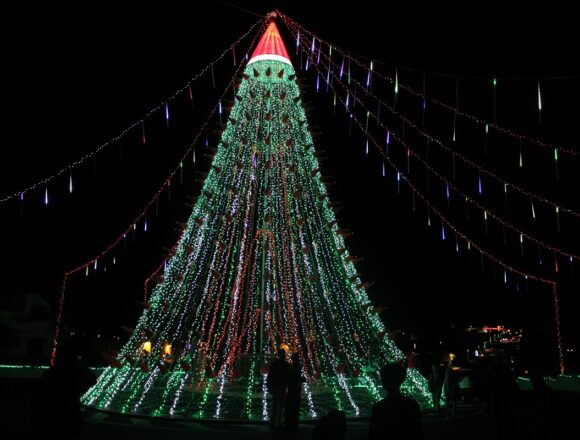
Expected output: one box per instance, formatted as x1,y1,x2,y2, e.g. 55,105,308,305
552,284,565,374
284,18,580,223
144,256,169,303
143,64,266,319
280,13,579,157
50,273,69,366
49,19,268,363
1,19,262,206
308,47,580,262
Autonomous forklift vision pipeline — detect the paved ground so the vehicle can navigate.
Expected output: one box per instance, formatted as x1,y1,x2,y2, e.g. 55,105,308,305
82,402,490,440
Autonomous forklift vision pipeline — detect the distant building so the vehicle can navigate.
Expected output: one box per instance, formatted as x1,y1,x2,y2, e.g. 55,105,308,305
0,293,52,362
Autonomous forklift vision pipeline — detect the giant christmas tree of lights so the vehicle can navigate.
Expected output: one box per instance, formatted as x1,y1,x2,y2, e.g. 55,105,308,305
82,18,433,420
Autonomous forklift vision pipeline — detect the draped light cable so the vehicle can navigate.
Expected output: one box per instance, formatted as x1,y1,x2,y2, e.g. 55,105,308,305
280,12,579,157
307,39,580,262
282,18,580,221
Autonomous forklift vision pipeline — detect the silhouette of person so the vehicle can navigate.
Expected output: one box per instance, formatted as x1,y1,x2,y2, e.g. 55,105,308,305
443,362,459,418
428,359,445,412
489,350,520,439
527,370,554,439
266,348,290,429
285,352,305,429
312,409,346,440
32,340,97,439
368,362,424,440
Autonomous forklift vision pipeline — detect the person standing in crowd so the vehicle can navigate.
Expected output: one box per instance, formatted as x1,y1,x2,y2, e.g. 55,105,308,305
266,348,290,430
285,352,305,429
32,340,97,439
489,350,520,439
368,362,424,440
443,362,459,418
428,358,445,412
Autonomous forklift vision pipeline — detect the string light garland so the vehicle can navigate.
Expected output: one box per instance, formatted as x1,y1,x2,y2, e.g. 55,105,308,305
1,20,262,206
280,13,579,157
50,274,69,366
283,18,580,224
552,284,565,374
290,26,565,373
307,48,580,262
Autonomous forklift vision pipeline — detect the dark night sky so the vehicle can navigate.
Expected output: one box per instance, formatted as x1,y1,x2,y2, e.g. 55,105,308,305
1,2,579,362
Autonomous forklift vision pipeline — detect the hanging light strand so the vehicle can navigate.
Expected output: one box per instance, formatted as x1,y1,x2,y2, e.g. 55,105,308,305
551,284,565,374
304,39,580,262
280,14,578,157
291,27,560,286
286,25,580,221
0,19,263,205
61,19,266,277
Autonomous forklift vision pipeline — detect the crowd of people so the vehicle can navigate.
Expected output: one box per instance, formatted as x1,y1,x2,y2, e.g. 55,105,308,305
266,349,306,430
32,342,552,439
267,350,423,438
265,347,548,439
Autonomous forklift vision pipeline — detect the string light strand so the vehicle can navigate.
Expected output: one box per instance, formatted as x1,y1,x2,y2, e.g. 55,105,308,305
284,18,580,220
280,13,579,157
1,20,262,205
305,46,580,261
291,25,557,287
